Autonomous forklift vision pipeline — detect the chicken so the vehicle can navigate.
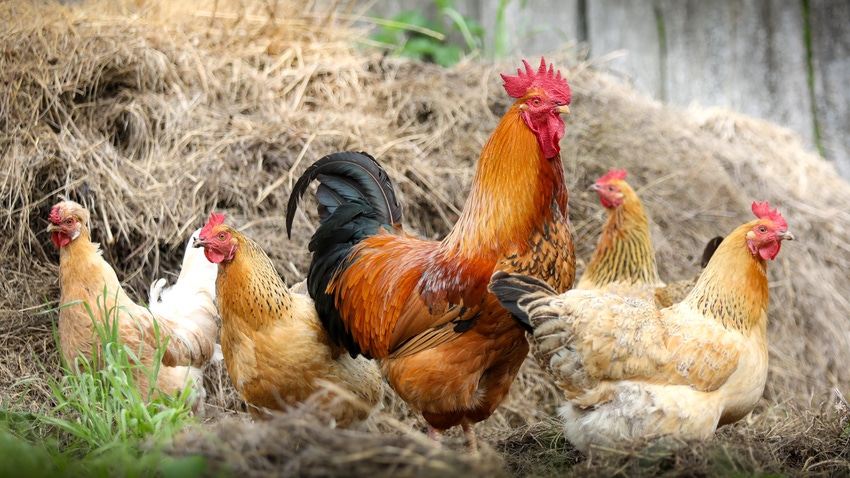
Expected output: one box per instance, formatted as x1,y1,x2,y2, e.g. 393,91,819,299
148,227,221,362
575,169,665,302
285,57,575,450
46,201,218,413
576,169,722,308
193,213,382,426
488,201,793,453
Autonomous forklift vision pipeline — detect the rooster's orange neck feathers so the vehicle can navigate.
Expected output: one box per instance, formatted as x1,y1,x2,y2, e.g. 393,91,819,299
444,102,567,259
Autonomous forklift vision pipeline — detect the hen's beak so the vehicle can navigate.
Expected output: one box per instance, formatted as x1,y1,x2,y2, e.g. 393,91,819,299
587,183,600,192
777,230,795,241
192,237,209,248
556,105,571,115
45,223,59,234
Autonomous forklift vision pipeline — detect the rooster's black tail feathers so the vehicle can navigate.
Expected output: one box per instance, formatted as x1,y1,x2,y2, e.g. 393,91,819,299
285,151,402,238
284,151,402,358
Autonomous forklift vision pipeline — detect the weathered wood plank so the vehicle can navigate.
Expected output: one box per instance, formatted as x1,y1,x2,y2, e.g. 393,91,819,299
658,0,811,144
808,0,850,178
586,0,663,99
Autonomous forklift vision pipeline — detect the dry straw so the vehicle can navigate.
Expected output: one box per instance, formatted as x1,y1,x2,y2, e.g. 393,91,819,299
2,0,850,475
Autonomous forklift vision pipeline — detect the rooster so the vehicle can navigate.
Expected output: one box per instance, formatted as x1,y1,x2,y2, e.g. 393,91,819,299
193,213,383,426
285,57,575,450
488,201,793,453
576,169,665,302
47,201,218,412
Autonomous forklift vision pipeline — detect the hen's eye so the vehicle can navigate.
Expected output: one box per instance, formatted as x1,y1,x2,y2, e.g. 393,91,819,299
65,218,73,224
532,98,541,106
218,233,226,240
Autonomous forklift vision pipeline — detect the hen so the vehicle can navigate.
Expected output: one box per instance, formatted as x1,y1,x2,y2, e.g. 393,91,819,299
148,227,221,361
575,169,665,302
286,57,575,450
193,213,382,426
47,201,218,412
577,169,722,308
488,201,793,453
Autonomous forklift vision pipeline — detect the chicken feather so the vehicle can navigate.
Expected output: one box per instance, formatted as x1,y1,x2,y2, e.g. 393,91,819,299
149,227,221,363
578,169,725,309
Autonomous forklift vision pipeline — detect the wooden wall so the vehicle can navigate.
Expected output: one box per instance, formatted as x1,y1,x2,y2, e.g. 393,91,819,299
358,0,850,179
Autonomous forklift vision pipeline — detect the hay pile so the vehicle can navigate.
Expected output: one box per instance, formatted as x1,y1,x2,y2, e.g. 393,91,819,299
2,0,850,475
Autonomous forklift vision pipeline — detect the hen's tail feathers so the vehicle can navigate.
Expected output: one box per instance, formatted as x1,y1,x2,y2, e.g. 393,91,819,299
149,228,220,367
701,236,725,268
284,151,402,358
488,271,560,331
285,151,403,239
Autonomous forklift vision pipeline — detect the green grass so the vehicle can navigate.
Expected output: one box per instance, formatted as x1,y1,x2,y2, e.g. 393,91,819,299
0,290,207,477
801,0,824,158
369,0,485,67
367,0,548,66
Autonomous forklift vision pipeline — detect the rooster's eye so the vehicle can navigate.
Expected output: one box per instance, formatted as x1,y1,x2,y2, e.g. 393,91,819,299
65,218,73,224
532,98,541,106
758,226,767,234
218,233,226,240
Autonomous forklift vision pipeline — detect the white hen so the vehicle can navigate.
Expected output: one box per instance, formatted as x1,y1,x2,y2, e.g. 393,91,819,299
149,228,221,362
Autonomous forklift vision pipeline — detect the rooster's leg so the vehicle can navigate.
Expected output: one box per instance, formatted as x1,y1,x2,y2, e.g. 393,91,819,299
461,420,478,454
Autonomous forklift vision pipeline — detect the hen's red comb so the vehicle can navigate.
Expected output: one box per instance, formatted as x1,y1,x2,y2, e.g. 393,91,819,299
49,204,63,224
501,57,571,104
598,169,628,183
200,212,226,239
751,201,787,230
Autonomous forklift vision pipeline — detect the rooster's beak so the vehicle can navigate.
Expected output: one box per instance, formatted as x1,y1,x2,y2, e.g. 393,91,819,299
556,105,571,115
192,237,208,248
45,223,59,234
777,230,795,241
587,183,600,192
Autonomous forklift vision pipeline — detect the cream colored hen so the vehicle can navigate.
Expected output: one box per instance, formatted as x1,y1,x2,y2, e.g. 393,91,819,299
488,201,793,453
47,201,218,413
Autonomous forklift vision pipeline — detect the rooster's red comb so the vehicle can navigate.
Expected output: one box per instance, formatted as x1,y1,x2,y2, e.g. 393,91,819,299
751,201,787,230
598,169,628,183
200,212,226,239
501,57,571,104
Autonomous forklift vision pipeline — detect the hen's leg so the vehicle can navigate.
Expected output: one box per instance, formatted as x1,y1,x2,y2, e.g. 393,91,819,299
427,425,443,444
462,420,478,454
